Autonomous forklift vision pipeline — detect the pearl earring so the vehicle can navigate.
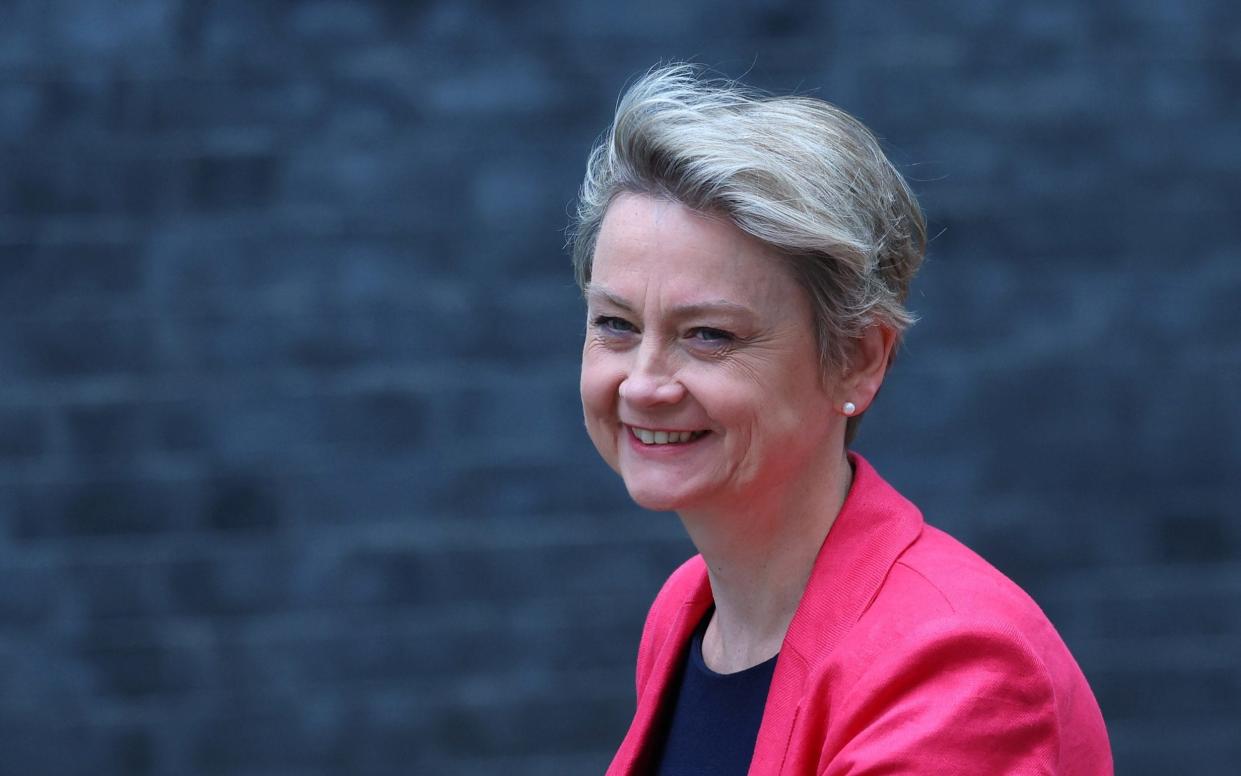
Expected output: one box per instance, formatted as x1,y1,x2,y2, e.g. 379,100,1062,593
842,401,857,416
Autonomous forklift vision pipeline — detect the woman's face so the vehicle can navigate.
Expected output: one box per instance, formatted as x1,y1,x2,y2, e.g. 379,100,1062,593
580,193,842,513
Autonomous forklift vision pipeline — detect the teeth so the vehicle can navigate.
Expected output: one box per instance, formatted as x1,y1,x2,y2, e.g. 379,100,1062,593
631,427,703,445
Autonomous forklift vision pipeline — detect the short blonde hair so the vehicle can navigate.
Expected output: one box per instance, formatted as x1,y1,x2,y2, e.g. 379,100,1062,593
569,65,926,439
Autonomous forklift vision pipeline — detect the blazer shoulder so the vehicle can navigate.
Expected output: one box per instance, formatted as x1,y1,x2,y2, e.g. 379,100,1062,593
819,613,1066,775
881,523,1053,629
834,525,1112,772
842,524,1074,703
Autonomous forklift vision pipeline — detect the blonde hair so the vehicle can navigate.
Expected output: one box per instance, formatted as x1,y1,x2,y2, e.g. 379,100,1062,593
569,65,927,441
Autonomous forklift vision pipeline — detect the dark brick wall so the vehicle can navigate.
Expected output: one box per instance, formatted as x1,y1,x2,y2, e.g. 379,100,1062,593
1,1,1237,773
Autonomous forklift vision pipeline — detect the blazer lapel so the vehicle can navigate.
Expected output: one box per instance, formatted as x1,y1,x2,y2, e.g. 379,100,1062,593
607,571,714,775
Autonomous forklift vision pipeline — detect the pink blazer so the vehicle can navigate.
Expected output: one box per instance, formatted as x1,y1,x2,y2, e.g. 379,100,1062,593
606,454,1112,775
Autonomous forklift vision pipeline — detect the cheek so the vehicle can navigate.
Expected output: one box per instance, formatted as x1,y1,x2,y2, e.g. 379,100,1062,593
579,355,619,424
579,361,623,470
694,370,798,449
684,371,748,425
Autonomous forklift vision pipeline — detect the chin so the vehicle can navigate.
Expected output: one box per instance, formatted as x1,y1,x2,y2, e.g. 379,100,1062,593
622,478,707,513
626,490,680,512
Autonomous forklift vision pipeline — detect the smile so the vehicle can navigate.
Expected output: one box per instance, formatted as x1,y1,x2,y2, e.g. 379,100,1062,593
627,426,710,445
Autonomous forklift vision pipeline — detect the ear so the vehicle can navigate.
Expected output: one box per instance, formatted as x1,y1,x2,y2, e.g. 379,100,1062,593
840,325,897,413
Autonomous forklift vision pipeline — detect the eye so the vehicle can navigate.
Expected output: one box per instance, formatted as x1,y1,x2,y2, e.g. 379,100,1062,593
688,327,734,344
592,315,637,335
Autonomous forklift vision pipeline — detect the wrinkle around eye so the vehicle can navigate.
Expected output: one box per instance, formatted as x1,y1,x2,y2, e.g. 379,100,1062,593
682,327,743,358
584,329,634,353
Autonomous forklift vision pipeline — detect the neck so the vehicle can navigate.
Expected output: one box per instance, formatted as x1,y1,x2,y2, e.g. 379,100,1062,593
679,450,854,674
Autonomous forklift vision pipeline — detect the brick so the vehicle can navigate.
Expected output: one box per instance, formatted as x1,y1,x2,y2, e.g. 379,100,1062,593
67,557,172,620
97,73,321,136
42,0,177,61
307,537,687,611
186,151,279,212
194,390,429,465
0,633,95,704
0,79,43,140
288,1,384,45
65,550,292,621
0,406,46,460
13,475,202,540
149,306,483,374
186,694,340,773
203,472,282,534
1091,660,1240,721
0,240,145,318
1109,718,1241,776
430,693,631,757
82,640,210,699
0,562,58,627
1158,512,1237,563
2,145,169,216
439,372,583,450
434,456,633,517
0,317,156,382
143,226,453,316
60,398,209,465
167,550,293,617
0,712,144,776
277,458,445,525
62,402,151,463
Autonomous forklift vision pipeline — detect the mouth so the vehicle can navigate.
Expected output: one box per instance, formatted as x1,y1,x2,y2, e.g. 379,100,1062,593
626,425,711,446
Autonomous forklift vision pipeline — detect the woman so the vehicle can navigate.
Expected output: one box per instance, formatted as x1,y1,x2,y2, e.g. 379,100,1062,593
569,65,1112,775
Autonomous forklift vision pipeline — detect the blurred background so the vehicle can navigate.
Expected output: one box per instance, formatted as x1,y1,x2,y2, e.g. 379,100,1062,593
1,0,1238,774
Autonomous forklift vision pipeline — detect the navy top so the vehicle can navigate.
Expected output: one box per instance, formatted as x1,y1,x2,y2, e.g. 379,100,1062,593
651,609,779,775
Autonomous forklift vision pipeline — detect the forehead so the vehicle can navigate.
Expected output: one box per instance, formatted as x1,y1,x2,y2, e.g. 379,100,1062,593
591,194,800,310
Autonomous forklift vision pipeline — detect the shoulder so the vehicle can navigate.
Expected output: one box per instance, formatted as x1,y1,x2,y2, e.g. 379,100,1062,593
838,523,1063,699
809,525,1111,774
815,609,1067,775
849,523,1083,695
846,609,1059,707
875,524,1066,650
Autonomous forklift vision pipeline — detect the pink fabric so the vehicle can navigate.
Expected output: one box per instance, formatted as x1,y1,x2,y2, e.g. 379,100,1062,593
606,454,1112,775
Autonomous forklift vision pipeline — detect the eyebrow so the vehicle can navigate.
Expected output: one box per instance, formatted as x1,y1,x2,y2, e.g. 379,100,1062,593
585,287,757,320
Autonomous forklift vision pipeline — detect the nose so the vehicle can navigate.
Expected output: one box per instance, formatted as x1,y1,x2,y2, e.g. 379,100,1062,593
618,341,686,407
